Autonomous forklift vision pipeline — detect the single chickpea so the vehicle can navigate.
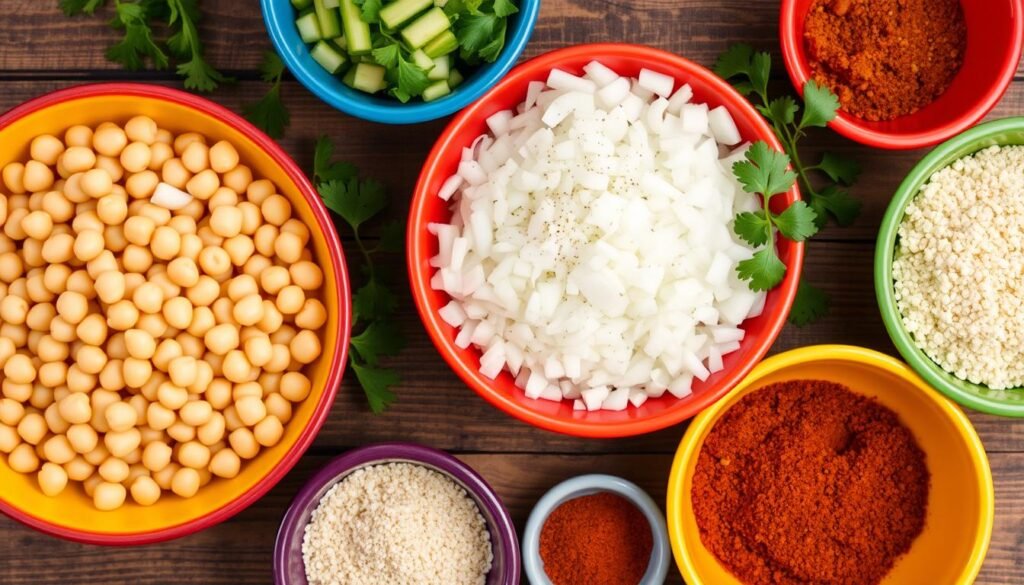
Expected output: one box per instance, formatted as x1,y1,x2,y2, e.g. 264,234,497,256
3,209,29,241
196,411,225,445
62,146,98,173
65,269,96,298
65,423,99,454
2,163,25,194
5,354,37,385
124,116,158,145
105,401,138,433
231,295,264,328
132,282,164,314
99,360,125,392
253,225,278,257
222,164,253,194
27,302,56,332
177,440,211,469
209,206,243,239
94,271,126,305
61,455,93,481
119,141,152,174
72,209,104,233
81,168,113,199
164,257,199,289
103,224,128,253
150,225,182,261
234,394,267,427
228,428,259,459
104,428,141,458
76,313,108,346
0,251,25,283
246,180,276,205
276,285,305,316
63,125,92,147
94,155,124,184
23,160,55,193
170,466,200,498
30,135,65,166
253,415,284,448
16,412,47,445
96,194,128,225
93,125,128,157
161,158,192,190
106,300,140,331
21,210,54,241
37,461,69,496
0,423,18,453
0,295,28,325
181,141,210,174
203,140,237,174
121,358,152,390
82,443,110,467
72,229,105,262
130,475,162,506
0,398,24,426
42,434,75,464
178,232,203,260
273,231,304,264
204,323,239,356
186,169,220,200
98,457,130,483
146,402,175,432
266,392,293,424
167,355,198,388
157,382,189,411
186,276,220,306
198,246,231,278
280,372,312,403
222,350,253,385
40,190,74,223
53,290,87,325
75,345,108,375
122,171,157,201
160,297,192,331
141,440,173,473
9,443,40,473
38,233,72,265
93,481,127,511
166,420,195,443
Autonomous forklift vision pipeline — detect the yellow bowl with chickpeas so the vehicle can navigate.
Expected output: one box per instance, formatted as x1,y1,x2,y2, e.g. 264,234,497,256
0,83,350,544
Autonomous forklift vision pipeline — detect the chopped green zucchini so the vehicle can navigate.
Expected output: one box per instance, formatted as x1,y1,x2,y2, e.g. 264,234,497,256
379,0,433,29
342,67,358,88
422,30,458,58
340,0,373,55
310,40,349,73
313,0,342,38
401,8,451,50
291,0,314,9
411,49,435,72
448,68,464,88
329,35,347,52
422,80,451,101
295,12,322,43
351,63,387,93
322,0,339,6
427,55,449,80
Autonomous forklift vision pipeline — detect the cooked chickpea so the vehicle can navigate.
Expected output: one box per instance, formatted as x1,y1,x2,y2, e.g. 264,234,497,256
30,135,65,166
9,443,40,473
148,142,174,173
23,161,55,193
177,440,211,469
93,125,128,157
66,423,99,454
21,210,53,241
107,300,140,331
73,345,107,376
81,168,113,198
97,194,128,225
198,246,231,277
253,415,283,448
119,141,152,174
222,164,252,194
105,401,138,433
0,295,28,325
95,155,124,184
170,466,200,498
228,428,259,459
38,462,69,496
166,257,200,288
73,229,104,262
132,282,164,314
5,354,37,385
276,285,305,315
63,146,98,173
93,481,126,510
98,457,130,483
16,412,47,445
273,232,304,264
161,158,192,190
186,169,220,200
210,206,243,239
124,116,158,145
150,225,181,260
167,355,198,388
42,434,76,464
280,372,312,402
104,428,141,458
2,163,25,194
222,350,252,384
130,475,162,506
181,141,209,174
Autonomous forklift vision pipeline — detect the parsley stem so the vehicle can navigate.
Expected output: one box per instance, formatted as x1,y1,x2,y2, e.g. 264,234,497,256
777,122,819,200
352,227,376,283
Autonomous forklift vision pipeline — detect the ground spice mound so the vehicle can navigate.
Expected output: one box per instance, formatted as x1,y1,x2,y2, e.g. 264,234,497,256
804,0,966,121
692,380,929,585
539,492,653,585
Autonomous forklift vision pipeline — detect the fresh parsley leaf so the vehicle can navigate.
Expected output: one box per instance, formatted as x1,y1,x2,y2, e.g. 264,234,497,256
354,278,398,322
397,55,430,97
351,360,399,414
106,2,168,71
476,19,506,63
243,84,289,139
319,178,388,230
372,43,401,69
789,279,829,326
730,81,756,96
443,0,484,16
455,13,500,56
258,49,286,83
799,79,840,129
737,248,786,292
351,320,405,366
176,56,230,92
390,87,412,103
772,201,818,242
713,43,754,80
378,220,405,253
732,141,797,198
748,51,771,100
314,136,358,184
759,96,799,128
354,0,383,23
733,211,771,247
817,152,861,185
809,185,861,228
60,0,106,15
712,44,769,99
165,0,232,91
492,0,519,17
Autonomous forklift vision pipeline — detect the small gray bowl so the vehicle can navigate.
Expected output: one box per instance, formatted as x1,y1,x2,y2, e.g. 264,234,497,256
522,474,671,584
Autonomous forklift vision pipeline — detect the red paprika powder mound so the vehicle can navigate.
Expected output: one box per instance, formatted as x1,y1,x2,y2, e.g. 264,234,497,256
804,0,966,121
539,492,652,585
692,380,929,585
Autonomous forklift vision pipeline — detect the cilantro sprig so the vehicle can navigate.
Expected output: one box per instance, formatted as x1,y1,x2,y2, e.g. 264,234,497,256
716,44,863,324
59,0,232,92
313,137,405,413
243,51,292,139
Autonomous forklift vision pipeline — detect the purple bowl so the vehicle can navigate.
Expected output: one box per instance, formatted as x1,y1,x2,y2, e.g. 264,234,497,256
274,442,521,585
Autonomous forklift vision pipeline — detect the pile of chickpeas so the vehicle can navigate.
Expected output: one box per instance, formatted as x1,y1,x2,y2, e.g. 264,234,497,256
0,116,328,511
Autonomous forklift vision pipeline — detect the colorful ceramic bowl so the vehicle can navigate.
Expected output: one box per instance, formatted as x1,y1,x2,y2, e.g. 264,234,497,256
0,83,350,544
667,345,994,585
274,443,520,584
260,0,541,124
521,474,671,585
876,117,1024,416
407,43,805,438
779,0,1024,149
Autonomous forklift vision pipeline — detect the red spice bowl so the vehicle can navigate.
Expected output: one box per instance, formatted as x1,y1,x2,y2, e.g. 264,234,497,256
0,84,350,544
779,0,1024,150
407,43,804,438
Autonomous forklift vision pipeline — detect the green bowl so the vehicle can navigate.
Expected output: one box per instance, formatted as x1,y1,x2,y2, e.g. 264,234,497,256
875,117,1024,417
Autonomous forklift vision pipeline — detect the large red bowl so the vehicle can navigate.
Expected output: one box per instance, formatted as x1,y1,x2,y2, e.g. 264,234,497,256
407,44,804,438
780,0,1024,150
0,84,350,544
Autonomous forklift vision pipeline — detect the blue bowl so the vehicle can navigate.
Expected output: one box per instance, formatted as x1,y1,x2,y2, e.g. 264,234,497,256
261,0,541,124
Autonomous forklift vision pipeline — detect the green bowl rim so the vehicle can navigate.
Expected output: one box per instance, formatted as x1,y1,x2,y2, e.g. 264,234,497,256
875,116,1024,417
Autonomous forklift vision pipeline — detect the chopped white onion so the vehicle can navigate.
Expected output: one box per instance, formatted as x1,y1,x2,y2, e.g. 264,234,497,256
151,182,193,210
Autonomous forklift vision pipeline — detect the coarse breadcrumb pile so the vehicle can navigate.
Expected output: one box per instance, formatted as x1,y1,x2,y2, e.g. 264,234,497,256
302,462,493,585
893,145,1024,389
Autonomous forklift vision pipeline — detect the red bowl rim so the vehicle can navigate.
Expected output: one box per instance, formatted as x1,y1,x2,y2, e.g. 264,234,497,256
407,43,804,438
779,0,1024,150
0,83,351,546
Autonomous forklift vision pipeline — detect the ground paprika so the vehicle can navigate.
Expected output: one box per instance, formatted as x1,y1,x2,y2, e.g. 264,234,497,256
804,0,966,121
539,492,652,585
692,380,929,585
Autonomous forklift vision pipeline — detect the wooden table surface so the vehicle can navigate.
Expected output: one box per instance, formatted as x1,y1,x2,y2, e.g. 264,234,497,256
1,1,1022,583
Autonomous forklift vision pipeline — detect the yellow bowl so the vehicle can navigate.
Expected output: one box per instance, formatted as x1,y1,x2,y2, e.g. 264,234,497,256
0,84,350,544
667,345,993,585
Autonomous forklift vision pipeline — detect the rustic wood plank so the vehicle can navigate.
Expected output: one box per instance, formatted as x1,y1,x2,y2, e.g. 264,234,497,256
1,452,1020,584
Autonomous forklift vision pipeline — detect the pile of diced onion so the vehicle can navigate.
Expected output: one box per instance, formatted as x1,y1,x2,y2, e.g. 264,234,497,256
429,61,767,412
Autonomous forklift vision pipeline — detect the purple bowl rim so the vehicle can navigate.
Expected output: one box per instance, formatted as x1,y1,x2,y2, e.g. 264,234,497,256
273,442,521,585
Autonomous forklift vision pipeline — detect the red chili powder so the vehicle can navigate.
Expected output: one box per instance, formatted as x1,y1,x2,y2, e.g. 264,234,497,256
692,380,929,585
539,492,653,585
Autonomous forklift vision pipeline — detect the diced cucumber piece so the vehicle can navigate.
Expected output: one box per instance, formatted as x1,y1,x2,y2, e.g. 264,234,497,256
401,8,451,50
448,68,464,88
313,0,342,38
427,55,449,80
322,0,339,7
295,12,322,43
422,30,458,58
329,35,347,52
342,67,357,88
310,41,348,74
291,0,314,9
379,0,433,29
340,0,373,55
422,80,451,102
351,63,387,93
411,49,435,72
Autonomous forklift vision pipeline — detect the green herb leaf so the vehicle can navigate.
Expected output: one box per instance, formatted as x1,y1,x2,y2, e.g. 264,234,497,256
314,136,358,184
60,0,106,15
733,211,771,247
372,43,401,69
771,201,819,242
351,320,405,366
443,0,484,16
354,278,398,322
397,55,431,97
732,141,797,198
748,51,771,100
476,19,507,63
492,0,519,17
243,85,290,139
817,152,861,185
713,43,754,80
351,359,399,414
379,220,405,253
809,185,861,228
165,0,232,91
319,178,388,230
736,248,786,292
455,13,500,56
354,0,383,23
730,80,755,96
799,79,840,129
258,49,286,83
760,96,799,127
176,56,230,92
106,2,168,71
788,279,829,326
